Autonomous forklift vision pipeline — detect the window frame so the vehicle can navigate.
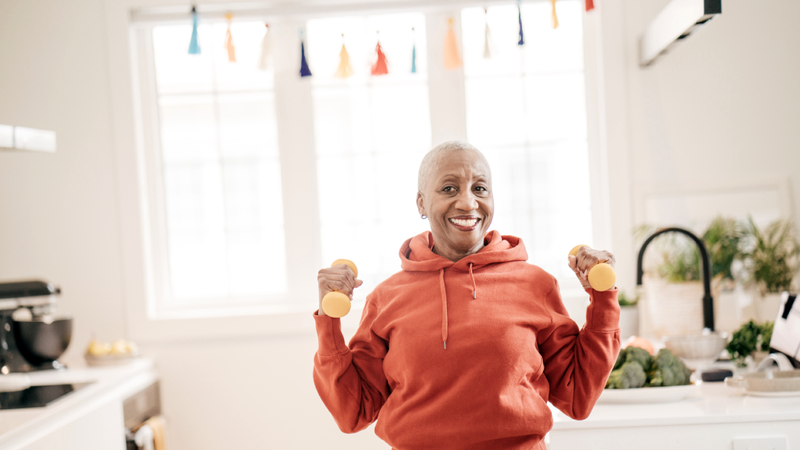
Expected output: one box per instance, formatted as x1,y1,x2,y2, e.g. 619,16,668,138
106,0,611,342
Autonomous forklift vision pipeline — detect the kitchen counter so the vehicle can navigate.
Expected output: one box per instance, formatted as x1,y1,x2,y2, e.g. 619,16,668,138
0,358,157,450
549,382,800,449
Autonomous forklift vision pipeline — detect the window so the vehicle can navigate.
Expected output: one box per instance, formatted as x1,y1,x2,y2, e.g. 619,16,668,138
147,21,287,308
306,13,432,293
461,1,593,288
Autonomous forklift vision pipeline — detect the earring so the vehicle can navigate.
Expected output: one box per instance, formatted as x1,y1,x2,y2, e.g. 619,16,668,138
421,214,427,219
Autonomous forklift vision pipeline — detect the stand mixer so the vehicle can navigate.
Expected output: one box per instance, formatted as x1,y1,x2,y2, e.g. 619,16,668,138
0,280,71,374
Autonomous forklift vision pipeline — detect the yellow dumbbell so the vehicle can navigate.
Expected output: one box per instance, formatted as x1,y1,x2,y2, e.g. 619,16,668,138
569,245,616,292
321,259,358,318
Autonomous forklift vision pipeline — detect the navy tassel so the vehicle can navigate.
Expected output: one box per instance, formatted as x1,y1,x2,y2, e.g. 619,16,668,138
517,0,525,46
299,32,312,77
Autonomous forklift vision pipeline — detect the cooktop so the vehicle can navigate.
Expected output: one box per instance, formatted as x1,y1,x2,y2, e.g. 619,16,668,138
0,383,92,410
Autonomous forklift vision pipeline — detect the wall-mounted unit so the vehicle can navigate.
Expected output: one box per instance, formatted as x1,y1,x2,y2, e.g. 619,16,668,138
640,0,722,67
0,125,57,153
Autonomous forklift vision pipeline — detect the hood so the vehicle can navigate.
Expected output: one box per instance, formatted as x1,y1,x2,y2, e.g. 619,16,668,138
398,231,528,349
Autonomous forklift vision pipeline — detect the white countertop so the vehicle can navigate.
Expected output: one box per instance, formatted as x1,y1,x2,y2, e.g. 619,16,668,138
0,357,157,450
551,381,800,430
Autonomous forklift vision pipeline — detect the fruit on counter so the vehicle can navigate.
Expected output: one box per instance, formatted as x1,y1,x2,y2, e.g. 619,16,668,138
625,336,655,355
86,338,138,357
605,347,691,389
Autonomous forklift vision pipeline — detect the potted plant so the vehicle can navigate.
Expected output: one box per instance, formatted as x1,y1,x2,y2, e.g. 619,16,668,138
726,320,774,367
617,290,639,339
741,217,800,322
702,217,745,332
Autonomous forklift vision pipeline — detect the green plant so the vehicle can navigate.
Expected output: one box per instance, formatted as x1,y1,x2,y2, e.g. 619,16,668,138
703,217,744,281
726,320,774,366
743,217,800,294
618,291,639,307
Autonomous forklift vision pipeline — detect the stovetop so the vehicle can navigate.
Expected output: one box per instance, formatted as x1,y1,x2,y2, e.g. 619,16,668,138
0,383,91,410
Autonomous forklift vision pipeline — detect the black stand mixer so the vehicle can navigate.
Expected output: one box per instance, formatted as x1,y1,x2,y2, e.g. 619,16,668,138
0,280,72,374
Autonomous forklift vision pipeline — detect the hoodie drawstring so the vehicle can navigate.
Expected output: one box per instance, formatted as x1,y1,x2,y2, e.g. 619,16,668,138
439,268,448,349
469,263,477,299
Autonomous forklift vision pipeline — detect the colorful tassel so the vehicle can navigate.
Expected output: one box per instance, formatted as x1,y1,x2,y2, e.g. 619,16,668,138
334,34,354,78
224,12,236,62
371,33,389,75
188,6,201,55
551,0,559,29
299,31,312,77
586,0,595,12
257,24,271,70
517,0,525,46
443,18,462,69
483,9,493,59
411,28,417,73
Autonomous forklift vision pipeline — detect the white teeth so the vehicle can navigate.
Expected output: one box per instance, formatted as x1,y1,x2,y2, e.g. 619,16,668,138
450,218,478,227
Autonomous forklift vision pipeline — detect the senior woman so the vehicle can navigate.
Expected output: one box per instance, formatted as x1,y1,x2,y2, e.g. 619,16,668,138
313,141,620,449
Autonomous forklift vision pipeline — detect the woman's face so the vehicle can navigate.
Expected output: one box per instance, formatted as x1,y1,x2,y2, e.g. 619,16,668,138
417,149,494,260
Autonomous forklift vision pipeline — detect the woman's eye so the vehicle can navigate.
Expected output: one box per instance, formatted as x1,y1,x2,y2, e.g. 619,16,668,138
474,186,487,192
442,186,455,192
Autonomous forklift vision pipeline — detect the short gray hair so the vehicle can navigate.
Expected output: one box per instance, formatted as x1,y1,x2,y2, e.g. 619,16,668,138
417,140,488,192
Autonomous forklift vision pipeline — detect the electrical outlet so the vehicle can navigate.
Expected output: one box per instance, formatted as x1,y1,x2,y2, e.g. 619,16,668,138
732,436,789,450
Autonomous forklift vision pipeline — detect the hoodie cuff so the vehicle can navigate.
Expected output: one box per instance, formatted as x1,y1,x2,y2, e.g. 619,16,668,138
313,310,350,356
584,287,621,332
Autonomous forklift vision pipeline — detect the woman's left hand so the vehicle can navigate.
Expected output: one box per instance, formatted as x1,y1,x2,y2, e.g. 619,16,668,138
568,246,615,290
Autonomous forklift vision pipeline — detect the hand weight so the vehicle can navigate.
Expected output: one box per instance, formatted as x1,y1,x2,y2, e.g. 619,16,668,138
569,245,616,292
321,259,358,318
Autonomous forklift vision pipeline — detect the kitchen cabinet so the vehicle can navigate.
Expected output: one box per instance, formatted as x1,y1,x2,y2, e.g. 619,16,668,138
548,382,800,449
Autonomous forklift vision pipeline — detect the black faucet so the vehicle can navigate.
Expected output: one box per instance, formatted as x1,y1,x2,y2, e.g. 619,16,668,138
636,227,715,332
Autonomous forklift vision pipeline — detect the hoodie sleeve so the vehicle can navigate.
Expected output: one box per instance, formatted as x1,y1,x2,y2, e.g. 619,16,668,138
313,293,390,433
537,279,620,420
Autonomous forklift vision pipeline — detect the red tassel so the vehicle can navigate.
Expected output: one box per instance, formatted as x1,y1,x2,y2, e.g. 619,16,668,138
371,39,389,75
586,0,595,12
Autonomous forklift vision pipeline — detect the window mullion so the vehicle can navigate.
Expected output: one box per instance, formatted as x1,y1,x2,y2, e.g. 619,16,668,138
272,19,323,305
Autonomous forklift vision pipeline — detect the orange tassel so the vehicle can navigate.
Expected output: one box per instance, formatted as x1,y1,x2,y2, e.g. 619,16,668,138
443,18,462,69
551,0,559,29
335,34,354,78
224,12,236,62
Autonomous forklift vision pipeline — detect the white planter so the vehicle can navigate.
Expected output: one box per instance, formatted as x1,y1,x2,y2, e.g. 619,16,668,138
756,292,783,323
643,275,705,338
618,306,639,340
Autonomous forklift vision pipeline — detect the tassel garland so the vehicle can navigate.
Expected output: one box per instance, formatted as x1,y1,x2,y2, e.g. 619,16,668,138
334,34,354,78
551,0,559,29
257,24,272,70
224,13,236,62
188,6,201,55
299,31,312,77
411,28,417,73
586,0,595,12
443,18,462,69
483,9,493,59
371,35,389,75
517,0,525,46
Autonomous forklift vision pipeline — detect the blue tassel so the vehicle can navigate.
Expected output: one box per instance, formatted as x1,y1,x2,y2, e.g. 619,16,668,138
411,27,417,73
188,6,201,55
517,0,525,46
299,39,312,77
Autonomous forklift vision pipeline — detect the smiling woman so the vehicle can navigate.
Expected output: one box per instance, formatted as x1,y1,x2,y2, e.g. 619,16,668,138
313,140,622,449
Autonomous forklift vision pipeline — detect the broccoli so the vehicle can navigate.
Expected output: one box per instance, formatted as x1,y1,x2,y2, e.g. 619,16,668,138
605,362,647,389
613,348,626,370
647,348,692,387
624,346,652,372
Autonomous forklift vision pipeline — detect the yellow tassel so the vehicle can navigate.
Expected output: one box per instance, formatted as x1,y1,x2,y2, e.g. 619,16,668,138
224,12,236,62
443,18,462,69
551,0,559,29
334,35,354,78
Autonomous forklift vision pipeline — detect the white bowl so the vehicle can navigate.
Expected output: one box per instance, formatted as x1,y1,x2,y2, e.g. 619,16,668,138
664,332,727,361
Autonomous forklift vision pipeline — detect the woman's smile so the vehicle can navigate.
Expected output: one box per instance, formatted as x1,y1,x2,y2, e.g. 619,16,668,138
448,215,481,231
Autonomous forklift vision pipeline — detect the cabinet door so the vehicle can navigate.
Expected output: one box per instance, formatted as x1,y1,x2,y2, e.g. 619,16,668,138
22,400,126,450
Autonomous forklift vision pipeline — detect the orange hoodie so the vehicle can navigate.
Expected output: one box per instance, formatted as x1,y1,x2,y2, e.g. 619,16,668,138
313,231,620,449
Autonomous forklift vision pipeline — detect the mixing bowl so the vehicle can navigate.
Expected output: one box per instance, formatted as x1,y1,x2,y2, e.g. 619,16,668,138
664,332,728,368
14,316,72,364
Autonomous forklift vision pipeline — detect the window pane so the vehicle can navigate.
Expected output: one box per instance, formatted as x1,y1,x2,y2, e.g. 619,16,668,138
307,14,431,293
151,22,286,303
462,1,592,285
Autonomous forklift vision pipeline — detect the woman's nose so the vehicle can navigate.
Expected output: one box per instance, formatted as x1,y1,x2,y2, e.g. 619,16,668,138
455,190,479,210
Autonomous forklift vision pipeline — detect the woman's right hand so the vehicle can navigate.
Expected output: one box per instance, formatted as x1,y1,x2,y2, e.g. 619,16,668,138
317,264,363,316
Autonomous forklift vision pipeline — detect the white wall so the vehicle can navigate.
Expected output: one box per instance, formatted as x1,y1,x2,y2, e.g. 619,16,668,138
2,0,799,449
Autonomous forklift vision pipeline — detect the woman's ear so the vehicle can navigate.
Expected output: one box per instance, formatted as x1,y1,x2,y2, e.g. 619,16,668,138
416,191,425,216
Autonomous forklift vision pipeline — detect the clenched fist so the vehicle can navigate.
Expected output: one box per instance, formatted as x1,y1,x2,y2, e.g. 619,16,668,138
317,263,363,316
567,246,616,290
